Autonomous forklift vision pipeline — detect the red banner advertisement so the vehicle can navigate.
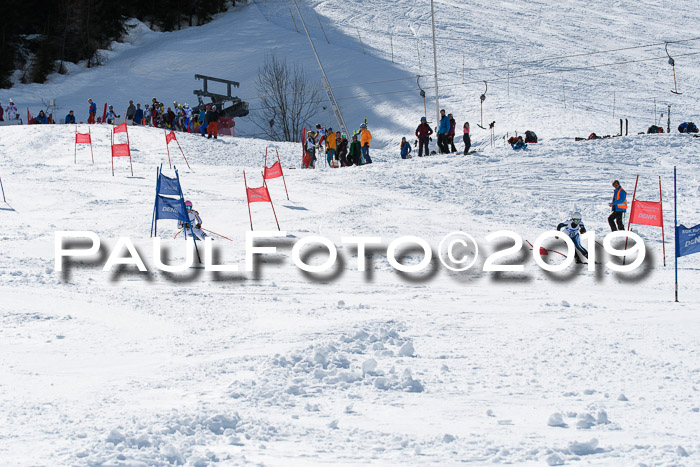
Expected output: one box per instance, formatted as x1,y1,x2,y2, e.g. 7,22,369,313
166,131,177,144
114,122,128,134
629,199,663,227
264,161,283,179
246,186,272,203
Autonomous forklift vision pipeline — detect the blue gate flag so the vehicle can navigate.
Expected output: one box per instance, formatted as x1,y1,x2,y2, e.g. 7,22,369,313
676,224,700,258
158,173,181,196
155,195,187,222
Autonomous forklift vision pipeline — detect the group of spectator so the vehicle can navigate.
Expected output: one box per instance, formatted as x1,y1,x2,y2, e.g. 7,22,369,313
16,97,226,141
304,123,373,168
412,110,471,157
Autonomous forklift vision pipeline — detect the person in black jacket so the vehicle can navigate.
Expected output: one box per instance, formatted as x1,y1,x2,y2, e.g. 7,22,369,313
415,117,433,157
207,105,220,139
348,134,362,165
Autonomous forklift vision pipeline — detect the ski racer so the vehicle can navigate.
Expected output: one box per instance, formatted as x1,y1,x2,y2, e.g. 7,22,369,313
106,105,120,124
179,200,208,240
556,212,588,263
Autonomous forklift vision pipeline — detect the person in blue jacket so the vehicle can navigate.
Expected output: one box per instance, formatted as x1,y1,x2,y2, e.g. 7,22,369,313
437,109,450,153
608,179,627,231
400,137,412,159
35,110,48,124
65,110,76,124
512,135,527,150
133,103,144,125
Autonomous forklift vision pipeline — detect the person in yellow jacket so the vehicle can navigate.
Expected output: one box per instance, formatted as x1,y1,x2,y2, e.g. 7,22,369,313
360,123,373,164
326,127,337,166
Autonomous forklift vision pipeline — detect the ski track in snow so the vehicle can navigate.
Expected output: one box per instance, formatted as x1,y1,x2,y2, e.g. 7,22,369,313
1,0,700,465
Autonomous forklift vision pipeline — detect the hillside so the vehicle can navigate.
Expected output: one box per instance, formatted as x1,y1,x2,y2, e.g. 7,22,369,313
1,0,699,145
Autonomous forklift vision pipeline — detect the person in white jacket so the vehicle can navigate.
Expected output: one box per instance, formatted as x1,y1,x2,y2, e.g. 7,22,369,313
5,99,18,120
179,200,208,240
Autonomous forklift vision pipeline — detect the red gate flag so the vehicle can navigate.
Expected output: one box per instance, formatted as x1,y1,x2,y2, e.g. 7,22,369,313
629,200,664,227
112,144,131,157
263,147,289,200
111,123,133,176
243,170,280,231
75,133,91,144
75,126,94,164
264,161,283,179
27,108,33,124
164,129,191,169
625,174,666,266
246,186,272,203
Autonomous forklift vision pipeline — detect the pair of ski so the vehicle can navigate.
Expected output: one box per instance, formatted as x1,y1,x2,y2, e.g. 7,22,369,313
174,228,233,241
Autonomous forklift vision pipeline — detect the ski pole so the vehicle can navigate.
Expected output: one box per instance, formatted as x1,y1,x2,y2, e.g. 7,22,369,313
201,228,234,242
174,228,184,239
0,176,5,203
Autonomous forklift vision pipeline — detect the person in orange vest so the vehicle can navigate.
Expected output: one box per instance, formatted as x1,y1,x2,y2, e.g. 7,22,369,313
608,179,627,231
360,123,372,164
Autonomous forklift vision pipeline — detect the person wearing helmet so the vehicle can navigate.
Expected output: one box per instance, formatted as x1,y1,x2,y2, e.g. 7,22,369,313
360,123,372,164
557,212,588,263
106,105,120,125
415,116,433,157
87,99,96,124
179,200,208,240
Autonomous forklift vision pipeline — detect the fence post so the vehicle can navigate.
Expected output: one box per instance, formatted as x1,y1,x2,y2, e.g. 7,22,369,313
390,35,394,62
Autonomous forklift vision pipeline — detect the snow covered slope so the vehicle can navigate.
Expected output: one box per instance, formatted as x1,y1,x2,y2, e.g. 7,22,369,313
1,0,700,465
1,123,699,465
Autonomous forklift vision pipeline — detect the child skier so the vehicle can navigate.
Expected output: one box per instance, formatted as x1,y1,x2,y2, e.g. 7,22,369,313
179,200,208,240
556,212,588,263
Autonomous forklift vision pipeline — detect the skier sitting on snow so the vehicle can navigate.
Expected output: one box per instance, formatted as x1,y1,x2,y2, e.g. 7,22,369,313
179,200,208,241
400,137,412,159
556,212,588,263
511,135,527,150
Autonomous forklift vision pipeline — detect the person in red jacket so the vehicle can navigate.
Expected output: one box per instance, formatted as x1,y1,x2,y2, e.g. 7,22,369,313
415,116,433,157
